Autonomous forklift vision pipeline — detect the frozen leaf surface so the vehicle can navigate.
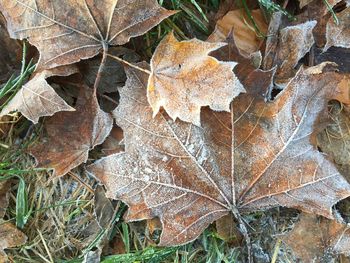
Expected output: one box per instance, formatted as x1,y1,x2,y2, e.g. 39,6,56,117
88,62,350,246
274,20,317,82
324,8,350,51
0,0,175,70
30,88,113,177
148,32,245,126
0,65,77,123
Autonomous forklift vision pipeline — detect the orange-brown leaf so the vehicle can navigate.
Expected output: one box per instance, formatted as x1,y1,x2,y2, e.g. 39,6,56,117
208,9,268,56
148,32,245,126
0,0,175,70
282,213,350,262
30,88,113,177
88,62,350,246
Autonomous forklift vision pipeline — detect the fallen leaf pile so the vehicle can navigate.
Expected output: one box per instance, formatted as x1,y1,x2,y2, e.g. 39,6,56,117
1,0,350,261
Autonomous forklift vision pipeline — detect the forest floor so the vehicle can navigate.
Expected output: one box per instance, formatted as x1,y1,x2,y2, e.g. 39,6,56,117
1,0,350,262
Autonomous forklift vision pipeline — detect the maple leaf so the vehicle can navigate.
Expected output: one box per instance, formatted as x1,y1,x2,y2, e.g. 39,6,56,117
147,32,245,126
282,213,350,262
324,7,350,51
0,222,27,262
0,0,176,70
30,87,113,177
87,62,350,246
207,9,268,56
0,65,77,123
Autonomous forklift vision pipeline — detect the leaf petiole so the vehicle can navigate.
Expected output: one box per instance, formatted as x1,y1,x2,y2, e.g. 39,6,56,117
106,54,151,75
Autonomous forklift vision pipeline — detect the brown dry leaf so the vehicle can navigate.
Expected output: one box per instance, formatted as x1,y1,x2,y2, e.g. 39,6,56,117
274,20,317,82
263,12,283,71
30,87,113,177
216,214,242,244
317,103,350,177
0,181,10,218
334,76,350,105
148,32,245,126
0,0,176,70
0,222,27,262
210,32,275,96
314,46,350,73
0,65,77,123
101,126,124,156
282,213,350,262
324,7,350,51
208,9,268,56
94,185,114,229
298,0,341,9
81,47,140,94
87,62,350,246
0,14,21,82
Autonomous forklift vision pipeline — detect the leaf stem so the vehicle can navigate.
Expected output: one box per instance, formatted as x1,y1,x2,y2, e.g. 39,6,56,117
231,206,252,263
94,42,109,94
107,54,151,75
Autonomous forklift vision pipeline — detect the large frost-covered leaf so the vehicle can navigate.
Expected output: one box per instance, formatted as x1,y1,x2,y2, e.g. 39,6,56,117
88,63,350,246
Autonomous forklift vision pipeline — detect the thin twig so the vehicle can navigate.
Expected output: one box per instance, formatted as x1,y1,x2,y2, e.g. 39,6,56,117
107,54,151,75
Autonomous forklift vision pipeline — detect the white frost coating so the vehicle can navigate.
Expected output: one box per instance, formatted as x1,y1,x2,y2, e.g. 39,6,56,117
276,20,317,80
324,8,350,52
147,32,246,126
88,63,350,247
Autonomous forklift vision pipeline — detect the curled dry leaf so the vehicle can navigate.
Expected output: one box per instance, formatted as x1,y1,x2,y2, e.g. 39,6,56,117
0,222,27,262
94,185,114,230
274,20,317,82
263,12,283,71
30,88,113,177
324,7,350,51
101,126,124,156
148,32,245,126
0,65,77,123
208,9,268,56
87,62,350,246
282,213,350,262
0,0,176,70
